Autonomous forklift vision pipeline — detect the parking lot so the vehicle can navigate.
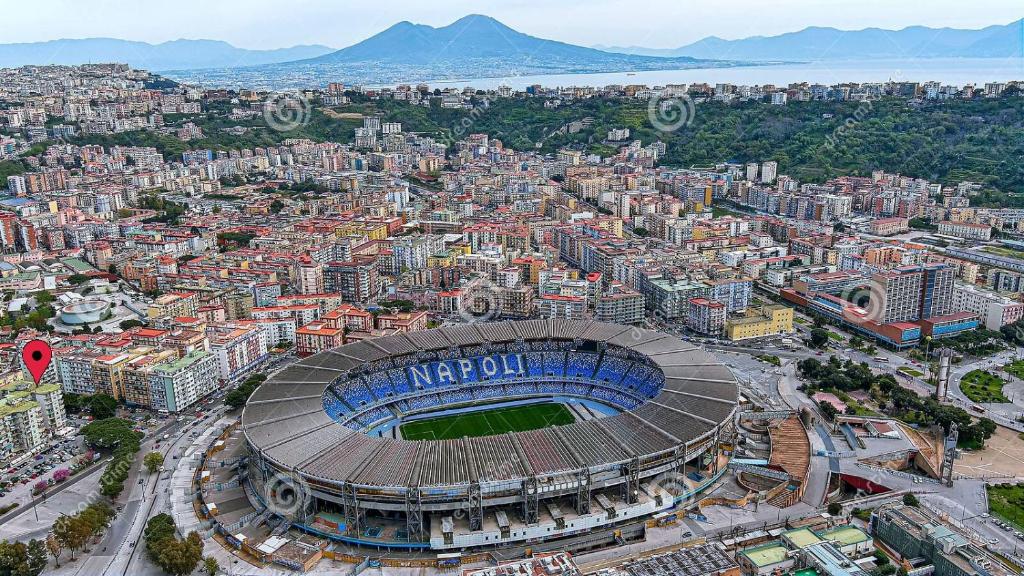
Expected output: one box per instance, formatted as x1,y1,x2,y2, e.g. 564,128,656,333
0,435,85,509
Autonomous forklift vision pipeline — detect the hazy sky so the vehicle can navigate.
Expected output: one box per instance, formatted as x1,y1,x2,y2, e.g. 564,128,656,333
7,0,1023,49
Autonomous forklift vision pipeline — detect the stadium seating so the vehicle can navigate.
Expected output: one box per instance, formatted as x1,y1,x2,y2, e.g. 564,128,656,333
565,352,598,379
562,382,591,396
473,385,506,400
525,352,545,377
339,382,376,407
505,382,538,396
324,342,667,428
322,394,349,420
388,368,413,393
595,355,630,385
537,382,566,395
543,352,566,377
366,372,395,399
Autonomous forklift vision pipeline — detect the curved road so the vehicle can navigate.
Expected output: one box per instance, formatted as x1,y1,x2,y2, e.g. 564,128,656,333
948,348,1024,433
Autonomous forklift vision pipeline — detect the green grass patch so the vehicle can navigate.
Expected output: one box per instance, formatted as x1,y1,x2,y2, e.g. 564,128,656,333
756,355,782,367
960,370,1009,403
827,331,845,342
898,367,924,378
981,245,1024,261
711,205,742,218
987,484,1024,531
1004,360,1024,380
794,317,808,325
400,403,575,441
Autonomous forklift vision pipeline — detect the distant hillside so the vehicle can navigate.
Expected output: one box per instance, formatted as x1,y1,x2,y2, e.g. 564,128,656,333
600,19,1024,60
0,38,335,70
298,14,706,68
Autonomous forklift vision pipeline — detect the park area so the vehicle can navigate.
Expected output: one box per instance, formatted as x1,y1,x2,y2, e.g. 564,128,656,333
987,483,1024,531
960,370,1009,403
1004,360,1024,380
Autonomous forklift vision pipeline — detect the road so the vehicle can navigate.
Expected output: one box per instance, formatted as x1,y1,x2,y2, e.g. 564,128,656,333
947,348,1024,432
65,406,227,576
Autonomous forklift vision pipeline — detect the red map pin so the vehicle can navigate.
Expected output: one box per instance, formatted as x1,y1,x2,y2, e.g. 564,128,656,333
23,339,52,385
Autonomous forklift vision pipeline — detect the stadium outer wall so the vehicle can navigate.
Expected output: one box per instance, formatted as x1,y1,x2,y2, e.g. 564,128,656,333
241,319,737,552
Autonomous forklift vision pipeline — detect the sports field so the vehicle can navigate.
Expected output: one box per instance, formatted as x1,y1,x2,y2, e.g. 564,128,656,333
399,403,575,440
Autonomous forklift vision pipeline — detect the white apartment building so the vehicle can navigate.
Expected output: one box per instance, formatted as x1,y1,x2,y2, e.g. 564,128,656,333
32,383,67,432
937,220,992,241
0,400,45,464
148,350,220,413
537,294,587,320
952,283,1024,330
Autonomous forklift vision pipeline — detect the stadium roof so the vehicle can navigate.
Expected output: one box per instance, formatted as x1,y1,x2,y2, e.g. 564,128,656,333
242,320,737,489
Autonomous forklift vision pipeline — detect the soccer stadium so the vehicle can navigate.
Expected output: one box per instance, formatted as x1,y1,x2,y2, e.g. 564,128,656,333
241,320,737,552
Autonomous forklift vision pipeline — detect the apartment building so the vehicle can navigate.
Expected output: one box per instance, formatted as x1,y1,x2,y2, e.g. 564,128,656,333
148,350,219,412
937,221,992,241
687,297,727,336
725,304,794,341
952,282,1024,330
594,282,645,325
206,324,268,384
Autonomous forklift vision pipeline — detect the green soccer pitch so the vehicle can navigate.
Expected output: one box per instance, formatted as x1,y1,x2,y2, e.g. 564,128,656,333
399,402,576,441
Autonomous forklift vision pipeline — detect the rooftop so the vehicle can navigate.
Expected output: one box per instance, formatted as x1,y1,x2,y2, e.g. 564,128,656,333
739,544,790,567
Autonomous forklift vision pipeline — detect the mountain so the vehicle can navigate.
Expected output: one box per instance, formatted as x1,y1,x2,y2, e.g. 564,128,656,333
163,14,736,90
298,14,704,67
600,19,1023,60
0,38,336,71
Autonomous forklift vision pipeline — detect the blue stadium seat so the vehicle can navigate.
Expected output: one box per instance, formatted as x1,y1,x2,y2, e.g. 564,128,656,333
543,352,566,377
388,368,413,394
366,372,396,398
525,352,545,377
595,356,630,385
565,352,598,379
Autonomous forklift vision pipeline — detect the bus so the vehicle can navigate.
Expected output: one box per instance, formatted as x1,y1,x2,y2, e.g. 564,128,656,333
873,356,888,363
970,405,986,414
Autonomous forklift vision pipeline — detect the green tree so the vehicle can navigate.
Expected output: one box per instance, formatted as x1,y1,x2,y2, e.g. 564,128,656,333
119,319,145,330
85,394,118,420
154,532,203,576
144,514,177,554
52,515,90,560
32,291,55,305
810,328,830,349
203,556,219,576
144,452,165,474
25,539,47,576
0,539,48,576
270,199,285,213
66,274,90,285
902,493,919,507
818,400,839,421
827,502,842,515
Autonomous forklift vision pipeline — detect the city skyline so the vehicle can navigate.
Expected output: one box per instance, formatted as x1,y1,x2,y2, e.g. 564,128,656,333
4,0,1022,51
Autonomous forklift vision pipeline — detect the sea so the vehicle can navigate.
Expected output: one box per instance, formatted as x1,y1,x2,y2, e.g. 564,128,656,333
393,58,1024,90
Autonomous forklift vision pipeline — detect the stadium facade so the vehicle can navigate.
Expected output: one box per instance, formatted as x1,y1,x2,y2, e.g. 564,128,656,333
241,320,737,551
